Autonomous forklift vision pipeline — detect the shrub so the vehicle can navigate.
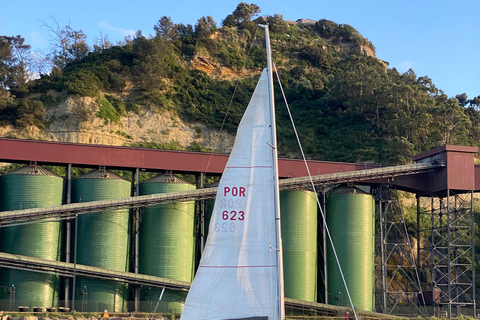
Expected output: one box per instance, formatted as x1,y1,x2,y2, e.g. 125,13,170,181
15,99,46,129
131,141,184,150
105,94,126,116
97,96,121,124
65,71,101,96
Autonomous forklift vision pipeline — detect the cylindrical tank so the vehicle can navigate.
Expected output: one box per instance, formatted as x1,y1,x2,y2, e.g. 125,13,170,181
280,189,318,302
139,173,196,313
326,186,375,311
71,169,131,312
0,165,63,310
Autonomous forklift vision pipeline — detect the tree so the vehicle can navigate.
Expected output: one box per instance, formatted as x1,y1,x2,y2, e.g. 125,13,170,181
15,98,45,128
195,16,217,39
0,88,13,110
232,3,261,24
93,33,113,52
154,16,177,40
222,14,236,27
176,24,196,56
176,23,194,37
131,31,179,94
315,19,339,38
470,95,480,109
42,15,90,70
0,36,13,89
455,93,468,107
0,35,31,89
434,97,471,144
267,14,288,34
68,29,89,60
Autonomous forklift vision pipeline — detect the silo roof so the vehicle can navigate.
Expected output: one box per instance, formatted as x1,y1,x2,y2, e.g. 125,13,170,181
75,169,126,181
142,173,192,185
3,165,60,177
330,185,368,195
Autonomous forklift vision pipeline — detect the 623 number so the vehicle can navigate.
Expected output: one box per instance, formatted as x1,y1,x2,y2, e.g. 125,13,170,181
222,210,244,220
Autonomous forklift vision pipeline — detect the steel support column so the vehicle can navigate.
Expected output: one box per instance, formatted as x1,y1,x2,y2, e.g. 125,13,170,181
373,185,425,316
133,168,140,312
417,190,476,317
64,163,72,309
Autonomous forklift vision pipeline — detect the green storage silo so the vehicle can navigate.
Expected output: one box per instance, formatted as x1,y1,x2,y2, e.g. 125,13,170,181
71,169,131,312
0,165,63,310
280,189,318,302
326,186,375,311
139,173,196,314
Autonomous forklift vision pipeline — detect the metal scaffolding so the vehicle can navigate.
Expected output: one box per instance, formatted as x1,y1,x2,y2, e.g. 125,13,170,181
373,185,426,316
417,190,476,317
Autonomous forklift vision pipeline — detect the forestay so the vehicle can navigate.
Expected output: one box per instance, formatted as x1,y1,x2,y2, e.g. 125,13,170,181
180,69,283,320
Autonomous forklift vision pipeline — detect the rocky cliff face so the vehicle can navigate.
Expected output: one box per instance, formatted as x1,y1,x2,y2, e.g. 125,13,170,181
1,94,235,153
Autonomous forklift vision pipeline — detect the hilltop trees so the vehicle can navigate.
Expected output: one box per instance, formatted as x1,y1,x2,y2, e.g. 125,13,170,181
0,35,47,128
154,17,177,40
232,2,260,23
223,2,260,27
0,35,31,90
0,35,32,125
195,16,218,39
314,19,376,53
42,15,89,72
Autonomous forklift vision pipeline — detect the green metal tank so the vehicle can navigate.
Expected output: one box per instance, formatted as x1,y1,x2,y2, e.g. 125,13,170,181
280,189,318,302
139,173,196,313
71,169,131,312
0,165,63,310
326,186,375,312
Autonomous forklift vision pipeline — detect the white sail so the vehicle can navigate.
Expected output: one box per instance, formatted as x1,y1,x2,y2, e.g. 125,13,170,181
180,68,284,320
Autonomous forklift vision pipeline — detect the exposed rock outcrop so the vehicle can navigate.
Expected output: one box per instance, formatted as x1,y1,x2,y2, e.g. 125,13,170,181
1,95,235,153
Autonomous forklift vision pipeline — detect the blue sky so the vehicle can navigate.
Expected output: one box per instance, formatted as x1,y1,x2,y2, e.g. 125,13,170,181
1,0,478,99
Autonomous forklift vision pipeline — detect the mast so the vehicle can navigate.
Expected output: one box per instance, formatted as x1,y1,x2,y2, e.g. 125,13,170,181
262,24,285,320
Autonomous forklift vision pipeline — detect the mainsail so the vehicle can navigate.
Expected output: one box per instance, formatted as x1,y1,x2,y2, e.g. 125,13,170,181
180,66,284,320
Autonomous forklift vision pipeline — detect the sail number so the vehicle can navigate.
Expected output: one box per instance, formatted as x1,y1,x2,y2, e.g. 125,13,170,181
222,210,244,220
215,223,236,232
215,186,246,232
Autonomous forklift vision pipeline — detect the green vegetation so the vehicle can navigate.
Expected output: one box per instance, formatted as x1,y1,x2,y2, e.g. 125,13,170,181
97,94,125,124
0,3,479,163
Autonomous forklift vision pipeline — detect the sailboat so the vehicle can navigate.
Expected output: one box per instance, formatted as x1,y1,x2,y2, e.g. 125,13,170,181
180,25,285,320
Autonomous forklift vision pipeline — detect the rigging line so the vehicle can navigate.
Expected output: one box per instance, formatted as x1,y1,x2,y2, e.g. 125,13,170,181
273,62,359,320
201,24,261,178
149,287,165,320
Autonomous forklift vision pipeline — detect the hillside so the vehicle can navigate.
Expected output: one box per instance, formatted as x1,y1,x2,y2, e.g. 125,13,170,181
1,3,479,164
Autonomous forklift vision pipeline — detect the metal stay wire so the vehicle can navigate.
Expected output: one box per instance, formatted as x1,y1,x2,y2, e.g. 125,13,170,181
149,287,165,320
273,62,359,320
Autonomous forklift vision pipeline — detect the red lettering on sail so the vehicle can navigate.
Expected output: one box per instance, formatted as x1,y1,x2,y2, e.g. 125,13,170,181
223,186,246,197
221,210,246,221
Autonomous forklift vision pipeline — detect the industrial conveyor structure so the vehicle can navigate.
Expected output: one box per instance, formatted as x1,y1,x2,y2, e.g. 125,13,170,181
0,252,352,317
0,162,439,226
0,139,478,317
